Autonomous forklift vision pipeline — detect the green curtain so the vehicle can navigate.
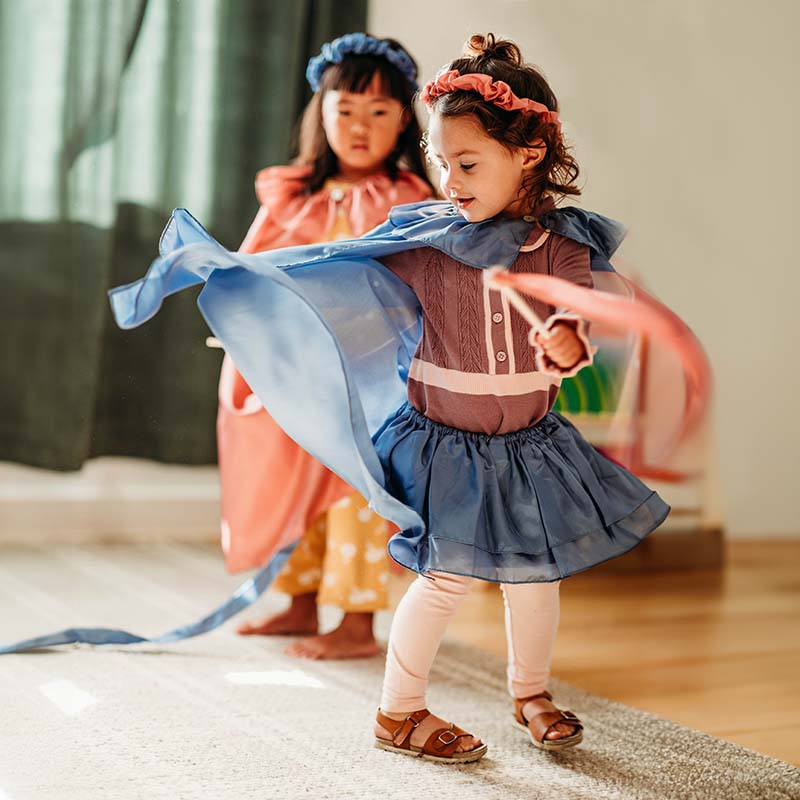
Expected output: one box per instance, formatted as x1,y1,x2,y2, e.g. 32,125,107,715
0,0,367,470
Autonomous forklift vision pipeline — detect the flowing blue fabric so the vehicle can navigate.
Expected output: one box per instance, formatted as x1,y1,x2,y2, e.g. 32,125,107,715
0,543,295,654
107,201,666,583
109,202,573,569
1,201,661,653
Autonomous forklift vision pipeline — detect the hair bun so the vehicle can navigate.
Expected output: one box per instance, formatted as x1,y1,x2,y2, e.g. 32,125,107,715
464,33,522,65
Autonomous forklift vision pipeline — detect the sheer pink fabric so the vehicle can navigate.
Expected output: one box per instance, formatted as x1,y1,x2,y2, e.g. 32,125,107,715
487,268,713,480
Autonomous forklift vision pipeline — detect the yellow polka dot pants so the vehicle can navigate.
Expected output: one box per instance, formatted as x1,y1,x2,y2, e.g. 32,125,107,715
272,493,390,612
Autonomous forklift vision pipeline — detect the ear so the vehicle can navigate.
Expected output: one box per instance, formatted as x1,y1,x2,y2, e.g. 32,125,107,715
400,107,412,131
521,138,547,170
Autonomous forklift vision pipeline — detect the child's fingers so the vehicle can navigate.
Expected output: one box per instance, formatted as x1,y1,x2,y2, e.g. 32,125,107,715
533,322,588,368
540,338,583,366
541,334,578,355
546,341,579,356
538,326,570,345
549,348,582,366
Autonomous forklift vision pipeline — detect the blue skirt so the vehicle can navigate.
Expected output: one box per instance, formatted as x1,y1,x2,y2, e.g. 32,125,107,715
374,403,670,583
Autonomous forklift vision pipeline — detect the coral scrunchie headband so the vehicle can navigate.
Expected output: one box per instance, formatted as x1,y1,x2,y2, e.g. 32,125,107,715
421,70,560,126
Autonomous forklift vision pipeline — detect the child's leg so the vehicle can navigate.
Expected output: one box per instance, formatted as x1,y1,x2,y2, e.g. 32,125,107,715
237,515,327,635
501,581,560,698
381,571,473,712
501,580,578,741
285,493,388,659
375,571,481,755
316,493,390,612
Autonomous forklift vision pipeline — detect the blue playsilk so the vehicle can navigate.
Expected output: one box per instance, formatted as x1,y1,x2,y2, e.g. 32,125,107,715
113,204,618,525
0,201,666,653
0,544,295,654
109,201,663,581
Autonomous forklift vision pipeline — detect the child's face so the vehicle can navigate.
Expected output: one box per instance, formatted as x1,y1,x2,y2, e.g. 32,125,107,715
427,113,542,222
321,74,407,177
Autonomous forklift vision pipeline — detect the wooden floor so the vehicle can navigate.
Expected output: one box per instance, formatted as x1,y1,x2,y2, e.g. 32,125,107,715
390,540,800,766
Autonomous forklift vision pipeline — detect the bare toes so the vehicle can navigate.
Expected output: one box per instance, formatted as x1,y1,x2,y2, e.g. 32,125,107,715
283,643,314,659
545,724,577,740
462,736,481,752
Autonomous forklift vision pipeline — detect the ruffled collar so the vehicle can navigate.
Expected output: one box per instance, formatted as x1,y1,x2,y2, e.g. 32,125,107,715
381,199,626,269
254,165,432,238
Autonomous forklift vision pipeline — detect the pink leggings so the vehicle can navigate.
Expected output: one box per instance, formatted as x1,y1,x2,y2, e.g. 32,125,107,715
381,571,560,712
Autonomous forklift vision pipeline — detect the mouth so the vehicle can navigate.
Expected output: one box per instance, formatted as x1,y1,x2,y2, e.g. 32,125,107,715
454,197,475,210
351,142,369,151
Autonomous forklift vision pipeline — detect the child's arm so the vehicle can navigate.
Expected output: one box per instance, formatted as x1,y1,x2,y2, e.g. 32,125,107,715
498,284,593,375
489,236,594,376
531,236,595,374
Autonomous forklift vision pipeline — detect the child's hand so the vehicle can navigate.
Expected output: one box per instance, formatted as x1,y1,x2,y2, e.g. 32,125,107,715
535,322,585,370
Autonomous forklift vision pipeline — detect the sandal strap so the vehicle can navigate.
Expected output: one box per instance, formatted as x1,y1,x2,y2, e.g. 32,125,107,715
527,709,583,744
513,693,584,743
375,709,430,749
513,690,553,723
376,710,479,758
421,723,473,758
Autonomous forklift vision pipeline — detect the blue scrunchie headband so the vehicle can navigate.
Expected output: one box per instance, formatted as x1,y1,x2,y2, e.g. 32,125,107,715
306,32,419,92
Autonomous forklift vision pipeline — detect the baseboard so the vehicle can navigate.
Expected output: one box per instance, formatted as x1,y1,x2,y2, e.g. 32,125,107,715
0,498,220,546
594,526,725,573
0,458,220,545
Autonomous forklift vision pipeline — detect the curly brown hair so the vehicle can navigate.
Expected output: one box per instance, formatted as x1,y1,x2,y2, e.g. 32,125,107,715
426,33,580,211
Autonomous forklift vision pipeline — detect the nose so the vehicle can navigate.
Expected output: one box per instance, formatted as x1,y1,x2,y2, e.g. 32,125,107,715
351,118,369,136
442,175,460,198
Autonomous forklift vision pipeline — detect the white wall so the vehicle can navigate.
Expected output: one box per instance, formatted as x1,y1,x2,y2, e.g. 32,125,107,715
369,0,799,537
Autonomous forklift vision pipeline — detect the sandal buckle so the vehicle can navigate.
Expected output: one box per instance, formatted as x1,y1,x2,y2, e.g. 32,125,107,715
437,730,458,745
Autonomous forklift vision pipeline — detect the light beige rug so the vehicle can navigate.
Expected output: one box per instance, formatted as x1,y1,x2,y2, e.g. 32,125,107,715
0,544,797,800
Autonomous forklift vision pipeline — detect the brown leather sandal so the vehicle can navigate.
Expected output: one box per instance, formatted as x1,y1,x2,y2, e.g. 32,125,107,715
512,690,583,751
375,709,488,763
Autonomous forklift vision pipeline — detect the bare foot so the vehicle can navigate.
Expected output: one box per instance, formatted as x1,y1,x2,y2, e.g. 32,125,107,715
237,592,318,636
374,709,482,754
284,612,379,660
522,696,580,740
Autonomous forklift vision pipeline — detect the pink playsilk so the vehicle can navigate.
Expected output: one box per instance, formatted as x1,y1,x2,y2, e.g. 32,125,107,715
488,269,712,479
219,166,431,573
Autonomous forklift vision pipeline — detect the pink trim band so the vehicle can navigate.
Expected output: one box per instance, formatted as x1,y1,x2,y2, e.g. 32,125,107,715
519,230,551,252
421,70,560,125
408,358,559,397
